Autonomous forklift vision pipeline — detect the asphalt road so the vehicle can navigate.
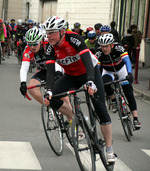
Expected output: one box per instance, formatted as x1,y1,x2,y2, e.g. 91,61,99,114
0,55,150,171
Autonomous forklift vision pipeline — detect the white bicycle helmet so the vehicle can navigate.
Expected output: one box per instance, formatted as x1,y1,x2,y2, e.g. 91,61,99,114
17,19,22,26
25,27,43,43
45,16,66,31
98,33,114,45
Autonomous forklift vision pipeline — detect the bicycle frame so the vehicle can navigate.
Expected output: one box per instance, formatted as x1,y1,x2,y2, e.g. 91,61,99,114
70,89,114,171
105,78,134,141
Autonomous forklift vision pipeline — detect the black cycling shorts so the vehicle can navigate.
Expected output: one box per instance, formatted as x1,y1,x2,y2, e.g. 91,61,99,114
31,69,63,82
50,65,111,125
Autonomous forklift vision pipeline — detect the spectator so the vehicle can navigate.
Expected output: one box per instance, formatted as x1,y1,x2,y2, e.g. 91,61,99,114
130,24,141,68
121,28,135,62
110,21,119,42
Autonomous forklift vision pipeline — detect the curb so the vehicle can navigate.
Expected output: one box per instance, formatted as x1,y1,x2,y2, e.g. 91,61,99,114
133,87,150,100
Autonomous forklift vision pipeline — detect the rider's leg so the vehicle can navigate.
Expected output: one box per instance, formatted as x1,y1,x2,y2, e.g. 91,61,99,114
28,79,43,104
57,98,74,121
101,124,112,147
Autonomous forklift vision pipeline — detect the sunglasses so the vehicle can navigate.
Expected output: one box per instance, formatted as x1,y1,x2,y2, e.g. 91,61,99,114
89,37,95,40
28,43,39,47
46,30,59,35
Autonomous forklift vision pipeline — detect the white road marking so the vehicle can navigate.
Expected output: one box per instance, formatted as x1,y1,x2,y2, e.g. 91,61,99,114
66,143,132,171
0,141,42,170
142,149,150,157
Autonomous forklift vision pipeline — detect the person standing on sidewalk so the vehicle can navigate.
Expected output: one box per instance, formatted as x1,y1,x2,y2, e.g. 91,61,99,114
130,24,141,68
95,33,141,130
121,28,135,62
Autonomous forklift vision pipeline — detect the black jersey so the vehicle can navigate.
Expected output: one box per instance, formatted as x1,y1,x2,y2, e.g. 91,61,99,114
95,43,128,72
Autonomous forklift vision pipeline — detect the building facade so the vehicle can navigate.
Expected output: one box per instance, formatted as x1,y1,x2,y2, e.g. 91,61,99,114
111,0,150,67
0,0,150,66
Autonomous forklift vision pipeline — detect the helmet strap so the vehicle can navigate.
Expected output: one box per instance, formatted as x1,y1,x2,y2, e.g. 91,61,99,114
55,29,65,45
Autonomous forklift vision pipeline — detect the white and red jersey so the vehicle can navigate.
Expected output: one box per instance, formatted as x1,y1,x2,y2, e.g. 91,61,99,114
20,41,63,82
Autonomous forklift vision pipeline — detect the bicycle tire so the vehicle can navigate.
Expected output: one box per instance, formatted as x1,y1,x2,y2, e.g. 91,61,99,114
72,116,95,171
93,113,114,171
41,104,63,156
125,105,133,136
116,96,132,141
58,112,73,147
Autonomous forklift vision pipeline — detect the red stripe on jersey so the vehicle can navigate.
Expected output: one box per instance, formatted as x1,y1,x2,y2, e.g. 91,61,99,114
79,49,90,56
46,60,55,64
23,59,30,62
102,59,122,66
120,52,128,58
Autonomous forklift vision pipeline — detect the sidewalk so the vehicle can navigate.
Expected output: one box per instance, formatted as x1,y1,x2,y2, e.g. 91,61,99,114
132,62,150,100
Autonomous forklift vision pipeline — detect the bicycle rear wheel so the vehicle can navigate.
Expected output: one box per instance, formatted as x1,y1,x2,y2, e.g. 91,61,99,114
41,104,63,156
72,116,95,171
125,105,133,136
116,96,132,141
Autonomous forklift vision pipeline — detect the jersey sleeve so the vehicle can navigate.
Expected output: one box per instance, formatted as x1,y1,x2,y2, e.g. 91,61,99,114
46,45,57,90
67,33,96,81
22,45,34,62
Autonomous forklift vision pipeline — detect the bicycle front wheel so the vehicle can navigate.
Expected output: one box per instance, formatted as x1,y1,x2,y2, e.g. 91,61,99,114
116,96,132,141
41,104,63,156
72,116,95,171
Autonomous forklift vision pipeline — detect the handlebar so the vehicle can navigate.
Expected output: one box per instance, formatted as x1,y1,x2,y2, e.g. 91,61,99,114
104,78,128,86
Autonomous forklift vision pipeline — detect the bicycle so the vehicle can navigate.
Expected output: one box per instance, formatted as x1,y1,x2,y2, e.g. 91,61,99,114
26,82,73,156
48,87,115,171
104,75,134,141
29,60,36,73
5,38,10,59
17,43,23,65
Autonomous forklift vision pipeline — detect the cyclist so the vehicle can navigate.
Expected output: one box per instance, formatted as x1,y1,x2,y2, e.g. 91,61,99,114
27,19,34,31
44,16,116,162
9,19,16,38
100,25,111,35
4,21,11,56
85,30,97,54
94,24,110,52
19,27,63,104
72,22,85,39
95,33,141,130
0,19,7,60
34,22,41,29
85,26,93,39
65,21,71,31
14,19,26,56
94,23,102,38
